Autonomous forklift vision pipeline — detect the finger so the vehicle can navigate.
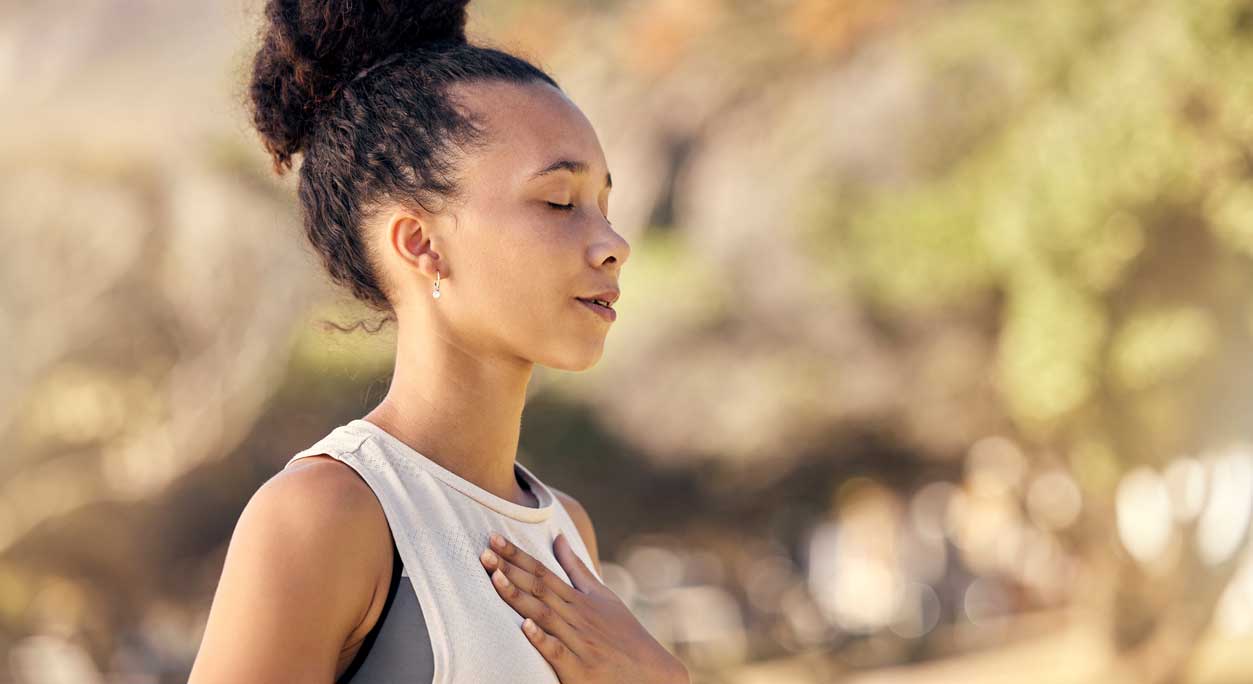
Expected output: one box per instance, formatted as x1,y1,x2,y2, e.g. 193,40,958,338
521,616,590,683
554,532,602,594
489,566,591,659
486,533,580,602
480,550,583,626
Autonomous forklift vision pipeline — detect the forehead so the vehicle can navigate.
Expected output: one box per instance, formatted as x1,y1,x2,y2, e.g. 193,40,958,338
451,80,607,185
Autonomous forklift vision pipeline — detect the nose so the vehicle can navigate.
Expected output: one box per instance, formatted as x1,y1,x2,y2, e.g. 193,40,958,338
590,220,630,270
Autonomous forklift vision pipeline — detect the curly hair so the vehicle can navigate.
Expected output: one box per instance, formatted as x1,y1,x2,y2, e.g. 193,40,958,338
247,0,561,330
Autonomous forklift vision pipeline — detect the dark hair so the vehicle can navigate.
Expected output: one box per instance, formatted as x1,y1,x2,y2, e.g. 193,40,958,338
247,0,561,331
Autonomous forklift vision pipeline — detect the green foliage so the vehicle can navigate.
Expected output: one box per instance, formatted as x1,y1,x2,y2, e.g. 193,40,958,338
804,0,1253,472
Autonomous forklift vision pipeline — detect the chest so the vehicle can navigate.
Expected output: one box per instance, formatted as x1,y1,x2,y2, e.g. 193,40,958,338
403,512,593,684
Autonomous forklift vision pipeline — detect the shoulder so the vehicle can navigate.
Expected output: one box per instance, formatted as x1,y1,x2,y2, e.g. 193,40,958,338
268,456,395,607
189,456,392,681
240,456,393,620
549,486,602,577
277,454,382,517
266,456,393,562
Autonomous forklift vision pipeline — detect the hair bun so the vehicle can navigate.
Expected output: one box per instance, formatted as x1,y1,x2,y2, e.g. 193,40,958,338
249,0,471,172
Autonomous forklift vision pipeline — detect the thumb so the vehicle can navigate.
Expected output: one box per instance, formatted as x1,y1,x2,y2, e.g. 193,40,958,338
554,532,600,593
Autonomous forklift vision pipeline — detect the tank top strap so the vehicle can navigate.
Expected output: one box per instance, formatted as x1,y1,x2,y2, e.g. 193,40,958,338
285,423,372,469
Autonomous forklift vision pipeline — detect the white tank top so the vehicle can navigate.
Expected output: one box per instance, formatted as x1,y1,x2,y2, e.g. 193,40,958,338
285,418,602,684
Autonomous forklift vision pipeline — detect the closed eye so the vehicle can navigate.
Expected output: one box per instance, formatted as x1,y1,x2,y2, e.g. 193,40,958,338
548,201,613,226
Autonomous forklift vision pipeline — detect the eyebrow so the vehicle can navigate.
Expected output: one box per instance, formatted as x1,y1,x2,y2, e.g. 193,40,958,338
529,158,612,189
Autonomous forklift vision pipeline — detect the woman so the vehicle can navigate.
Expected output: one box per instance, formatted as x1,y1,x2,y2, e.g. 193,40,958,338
188,1,689,682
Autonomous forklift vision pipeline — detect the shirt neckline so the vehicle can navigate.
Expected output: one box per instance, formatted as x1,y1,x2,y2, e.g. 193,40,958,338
347,418,556,523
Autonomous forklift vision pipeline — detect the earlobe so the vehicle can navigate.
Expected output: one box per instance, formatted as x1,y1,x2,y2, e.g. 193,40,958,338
389,210,451,299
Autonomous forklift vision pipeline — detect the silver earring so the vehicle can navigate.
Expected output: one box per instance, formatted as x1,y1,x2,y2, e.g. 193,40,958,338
432,270,441,299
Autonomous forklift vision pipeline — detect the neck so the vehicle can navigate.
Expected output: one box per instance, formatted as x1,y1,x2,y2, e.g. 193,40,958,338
363,313,538,508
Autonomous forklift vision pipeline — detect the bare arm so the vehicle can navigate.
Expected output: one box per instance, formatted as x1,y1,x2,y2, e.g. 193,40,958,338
188,461,385,683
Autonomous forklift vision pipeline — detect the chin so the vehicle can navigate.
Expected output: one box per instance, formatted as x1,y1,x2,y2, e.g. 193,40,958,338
541,342,605,372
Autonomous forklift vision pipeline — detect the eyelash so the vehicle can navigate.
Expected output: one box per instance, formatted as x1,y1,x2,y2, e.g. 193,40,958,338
548,202,612,226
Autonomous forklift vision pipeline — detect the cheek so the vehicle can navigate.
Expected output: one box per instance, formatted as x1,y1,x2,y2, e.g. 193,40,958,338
467,216,567,317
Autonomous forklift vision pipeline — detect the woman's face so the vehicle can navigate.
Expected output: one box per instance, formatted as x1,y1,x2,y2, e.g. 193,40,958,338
386,79,630,371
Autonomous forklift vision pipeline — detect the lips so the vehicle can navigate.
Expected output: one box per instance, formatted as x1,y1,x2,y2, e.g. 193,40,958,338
577,289,620,307
576,296,614,309
575,297,617,321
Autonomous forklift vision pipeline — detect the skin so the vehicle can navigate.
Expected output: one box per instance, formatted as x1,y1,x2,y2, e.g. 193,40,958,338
479,529,689,684
359,78,628,509
189,79,689,683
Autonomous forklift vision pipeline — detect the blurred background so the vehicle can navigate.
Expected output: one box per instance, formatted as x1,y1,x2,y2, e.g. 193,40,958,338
4,0,1253,682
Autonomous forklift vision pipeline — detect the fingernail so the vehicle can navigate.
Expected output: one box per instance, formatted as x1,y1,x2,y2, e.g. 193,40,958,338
491,533,505,550
481,549,497,565
494,569,509,587
523,618,536,634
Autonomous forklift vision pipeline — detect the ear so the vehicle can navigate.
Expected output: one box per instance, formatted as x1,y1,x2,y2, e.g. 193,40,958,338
550,488,602,578
388,210,442,280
